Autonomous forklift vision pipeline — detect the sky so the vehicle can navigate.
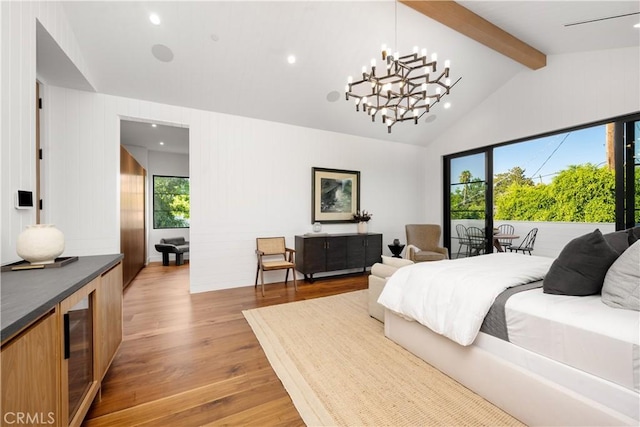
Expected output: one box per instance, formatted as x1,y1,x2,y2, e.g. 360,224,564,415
450,124,608,185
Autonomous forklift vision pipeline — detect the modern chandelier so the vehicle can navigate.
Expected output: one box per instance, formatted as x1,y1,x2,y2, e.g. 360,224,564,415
345,45,461,133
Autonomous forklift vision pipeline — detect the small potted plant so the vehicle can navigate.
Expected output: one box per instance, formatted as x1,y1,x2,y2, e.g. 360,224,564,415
353,210,372,233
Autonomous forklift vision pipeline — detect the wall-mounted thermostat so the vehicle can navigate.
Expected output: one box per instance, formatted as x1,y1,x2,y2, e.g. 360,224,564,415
15,190,34,209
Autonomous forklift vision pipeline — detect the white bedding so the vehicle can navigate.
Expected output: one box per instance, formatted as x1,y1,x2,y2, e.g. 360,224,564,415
378,253,553,346
506,287,640,392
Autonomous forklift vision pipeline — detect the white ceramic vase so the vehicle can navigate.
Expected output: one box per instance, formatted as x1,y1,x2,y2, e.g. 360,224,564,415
357,221,368,234
16,224,65,265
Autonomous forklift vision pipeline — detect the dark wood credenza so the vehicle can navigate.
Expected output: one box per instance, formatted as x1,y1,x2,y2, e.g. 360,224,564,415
295,233,382,282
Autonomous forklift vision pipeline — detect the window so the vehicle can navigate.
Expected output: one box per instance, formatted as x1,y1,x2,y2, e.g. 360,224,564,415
443,113,639,255
153,175,190,229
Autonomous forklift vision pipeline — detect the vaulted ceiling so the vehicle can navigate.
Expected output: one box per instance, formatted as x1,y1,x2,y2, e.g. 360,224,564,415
55,1,640,146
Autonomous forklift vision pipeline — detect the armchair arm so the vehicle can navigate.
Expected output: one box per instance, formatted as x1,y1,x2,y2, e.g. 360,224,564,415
285,247,295,262
435,246,450,259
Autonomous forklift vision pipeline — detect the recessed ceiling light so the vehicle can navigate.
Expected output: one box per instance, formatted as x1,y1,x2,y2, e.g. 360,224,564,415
159,141,164,145
149,13,161,25
151,124,157,128
287,55,296,64
634,23,640,28
444,102,451,109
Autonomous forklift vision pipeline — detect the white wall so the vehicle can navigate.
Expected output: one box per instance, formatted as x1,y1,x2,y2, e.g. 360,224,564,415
43,86,426,293
1,1,94,263
422,47,640,225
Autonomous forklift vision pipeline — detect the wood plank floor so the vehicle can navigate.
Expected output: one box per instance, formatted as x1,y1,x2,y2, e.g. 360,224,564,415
84,262,368,426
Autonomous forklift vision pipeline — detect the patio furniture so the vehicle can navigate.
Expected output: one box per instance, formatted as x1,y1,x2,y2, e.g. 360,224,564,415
496,224,515,251
455,224,471,258
465,226,486,256
508,228,538,255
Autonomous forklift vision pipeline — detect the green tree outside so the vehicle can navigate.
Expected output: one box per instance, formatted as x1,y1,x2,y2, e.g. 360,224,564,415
154,176,190,228
451,164,631,223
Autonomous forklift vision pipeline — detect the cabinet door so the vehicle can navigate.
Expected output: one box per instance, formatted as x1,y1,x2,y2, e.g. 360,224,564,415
1,312,59,426
365,234,383,267
97,262,123,380
346,235,366,269
326,236,348,271
302,237,326,274
60,280,100,427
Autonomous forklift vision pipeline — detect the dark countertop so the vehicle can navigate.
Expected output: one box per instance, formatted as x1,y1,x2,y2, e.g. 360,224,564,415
1,254,123,343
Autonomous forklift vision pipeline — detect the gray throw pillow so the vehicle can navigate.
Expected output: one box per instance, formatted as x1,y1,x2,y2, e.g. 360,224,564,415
603,227,640,255
543,229,620,296
601,240,640,311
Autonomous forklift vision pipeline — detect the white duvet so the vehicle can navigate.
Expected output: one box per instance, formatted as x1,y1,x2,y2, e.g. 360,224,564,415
377,253,554,346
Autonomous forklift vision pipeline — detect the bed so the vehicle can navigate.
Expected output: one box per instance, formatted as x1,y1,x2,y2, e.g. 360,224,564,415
378,234,640,426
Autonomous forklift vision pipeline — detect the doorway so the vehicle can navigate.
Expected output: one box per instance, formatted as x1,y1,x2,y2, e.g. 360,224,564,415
120,120,190,285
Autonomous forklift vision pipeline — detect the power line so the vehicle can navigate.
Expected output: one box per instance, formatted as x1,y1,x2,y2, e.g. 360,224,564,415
528,132,571,179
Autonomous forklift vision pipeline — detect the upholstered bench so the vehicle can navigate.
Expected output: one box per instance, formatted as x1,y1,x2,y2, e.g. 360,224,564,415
155,237,189,266
368,256,414,322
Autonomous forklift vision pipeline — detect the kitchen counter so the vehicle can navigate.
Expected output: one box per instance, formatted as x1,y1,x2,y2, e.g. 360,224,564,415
1,254,123,343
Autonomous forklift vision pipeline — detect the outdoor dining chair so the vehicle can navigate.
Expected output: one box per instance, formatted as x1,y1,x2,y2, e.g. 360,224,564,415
455,224,471,258
508,228,538,255
496,224,515,251
465,226,486,256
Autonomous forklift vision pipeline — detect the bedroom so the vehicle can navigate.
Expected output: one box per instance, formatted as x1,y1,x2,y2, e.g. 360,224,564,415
1,0,639,425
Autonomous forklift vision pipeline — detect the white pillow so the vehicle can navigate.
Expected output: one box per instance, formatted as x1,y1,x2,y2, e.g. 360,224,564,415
381,255,414,268
601,240,640,311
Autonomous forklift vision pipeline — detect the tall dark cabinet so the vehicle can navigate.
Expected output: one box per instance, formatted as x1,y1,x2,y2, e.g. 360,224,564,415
295,233,382,281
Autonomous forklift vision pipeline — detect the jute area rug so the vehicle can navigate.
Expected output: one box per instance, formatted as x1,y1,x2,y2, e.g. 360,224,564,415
243,290,524,426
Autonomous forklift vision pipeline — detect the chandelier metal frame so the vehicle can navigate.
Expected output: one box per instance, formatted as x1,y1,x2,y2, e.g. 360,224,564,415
345,47,461,133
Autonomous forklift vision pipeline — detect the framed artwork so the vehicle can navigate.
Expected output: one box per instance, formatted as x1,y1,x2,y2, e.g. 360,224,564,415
312,167,360,223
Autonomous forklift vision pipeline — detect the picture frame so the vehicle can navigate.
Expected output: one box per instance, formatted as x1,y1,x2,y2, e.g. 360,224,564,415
312,167,360,223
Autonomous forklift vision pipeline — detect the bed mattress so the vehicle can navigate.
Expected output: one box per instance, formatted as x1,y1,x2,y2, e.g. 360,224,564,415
504,288,640,392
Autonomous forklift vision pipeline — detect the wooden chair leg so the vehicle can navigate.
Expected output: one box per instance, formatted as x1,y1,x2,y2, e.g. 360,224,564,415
260,268,265,296
284,269,289,287
254,263,260,288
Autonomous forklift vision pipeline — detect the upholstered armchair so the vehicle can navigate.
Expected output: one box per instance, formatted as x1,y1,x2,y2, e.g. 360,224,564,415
405,224,449,262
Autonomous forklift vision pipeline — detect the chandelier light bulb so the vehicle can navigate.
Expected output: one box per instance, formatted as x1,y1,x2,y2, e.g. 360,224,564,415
381,107,387,115
424,67,429,75
445,78,451,86
445,59,451,68
362,66,367,73
383,83,391,92
413,109,419,117
422,83,427,91
421,48,427,58
355,98,360,105
362,96,368,104
381,44,387,52
345,85,349,92
431,53,438,61
348,76,353,83
371,58,376,67
436,87,442,95
413,46,419,53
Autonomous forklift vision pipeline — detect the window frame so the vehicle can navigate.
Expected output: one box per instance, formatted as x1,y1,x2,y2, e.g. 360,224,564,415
152,174,190,229
443,112,640,255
